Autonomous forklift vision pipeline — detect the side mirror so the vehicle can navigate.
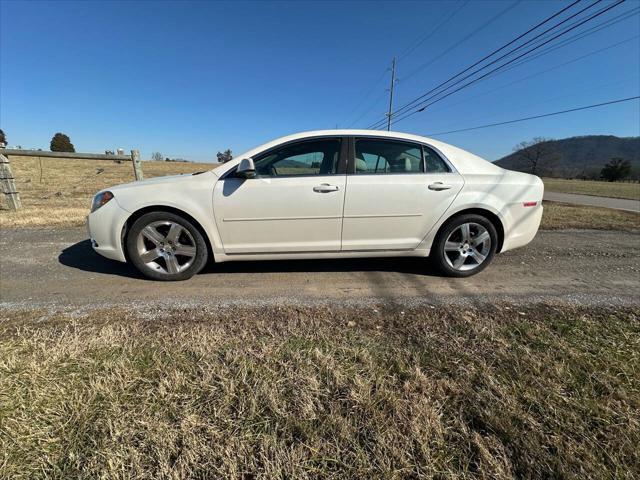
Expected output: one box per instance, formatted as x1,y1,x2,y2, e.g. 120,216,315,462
236,158,256,178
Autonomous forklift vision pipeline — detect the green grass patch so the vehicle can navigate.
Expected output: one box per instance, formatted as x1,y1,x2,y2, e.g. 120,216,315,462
543,177,640,201
541,201,639,230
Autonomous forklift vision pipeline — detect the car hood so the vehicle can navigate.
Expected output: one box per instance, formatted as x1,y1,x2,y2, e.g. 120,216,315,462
107,172,210,192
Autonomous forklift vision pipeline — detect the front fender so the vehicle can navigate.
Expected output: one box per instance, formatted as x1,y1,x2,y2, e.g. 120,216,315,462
112,172,224,259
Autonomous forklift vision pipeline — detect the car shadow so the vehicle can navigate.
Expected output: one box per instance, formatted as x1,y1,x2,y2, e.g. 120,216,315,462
202,256,440,276
59,239,441,278
58,240,142,278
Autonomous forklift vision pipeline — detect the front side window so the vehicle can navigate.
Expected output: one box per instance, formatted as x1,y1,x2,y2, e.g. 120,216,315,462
253,139,341,177
354,139,423,174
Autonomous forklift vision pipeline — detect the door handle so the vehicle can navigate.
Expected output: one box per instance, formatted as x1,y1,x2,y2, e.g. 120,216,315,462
428,182,453,191
313,184,340,193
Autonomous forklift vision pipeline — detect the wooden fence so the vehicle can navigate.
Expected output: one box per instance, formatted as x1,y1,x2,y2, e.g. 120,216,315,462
0,149,143,210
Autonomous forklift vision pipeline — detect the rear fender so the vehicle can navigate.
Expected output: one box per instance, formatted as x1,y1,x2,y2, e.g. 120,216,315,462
418,171,543,253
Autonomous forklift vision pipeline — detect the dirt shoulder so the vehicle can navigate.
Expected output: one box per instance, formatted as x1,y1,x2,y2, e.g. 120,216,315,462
1,227,638,308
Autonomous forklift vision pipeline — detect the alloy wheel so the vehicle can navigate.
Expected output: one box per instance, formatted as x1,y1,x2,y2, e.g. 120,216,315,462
135,221,197,275
443,222,492,272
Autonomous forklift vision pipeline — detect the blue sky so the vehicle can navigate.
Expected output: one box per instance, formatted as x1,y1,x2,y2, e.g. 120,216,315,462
1,0,639,162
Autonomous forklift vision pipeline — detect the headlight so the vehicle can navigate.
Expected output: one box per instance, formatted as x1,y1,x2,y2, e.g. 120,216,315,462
91,191,114,212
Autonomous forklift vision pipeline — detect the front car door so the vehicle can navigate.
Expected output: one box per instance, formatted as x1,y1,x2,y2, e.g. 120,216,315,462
213,137,347,254
341,137,464,251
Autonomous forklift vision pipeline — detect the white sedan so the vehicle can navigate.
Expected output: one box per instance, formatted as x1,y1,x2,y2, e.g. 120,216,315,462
87,130,543,281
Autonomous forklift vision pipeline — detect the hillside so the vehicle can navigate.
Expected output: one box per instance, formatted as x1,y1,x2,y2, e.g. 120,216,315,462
495,135,640,178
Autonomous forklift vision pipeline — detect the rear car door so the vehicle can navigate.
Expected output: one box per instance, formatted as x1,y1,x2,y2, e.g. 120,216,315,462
341,137,464,251
213,137,347,254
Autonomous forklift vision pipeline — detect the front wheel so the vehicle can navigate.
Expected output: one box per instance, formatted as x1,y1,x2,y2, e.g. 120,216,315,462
431,214,497,277
126,212,208,281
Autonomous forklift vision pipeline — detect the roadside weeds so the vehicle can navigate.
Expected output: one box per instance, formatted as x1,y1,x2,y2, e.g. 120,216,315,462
1,303,638,479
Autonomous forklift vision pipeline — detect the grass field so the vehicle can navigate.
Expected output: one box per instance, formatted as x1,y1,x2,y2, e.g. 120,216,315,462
541,201,639,231
543,177,640,201
0,155,215,228
1,304,638,479
1,156,638,230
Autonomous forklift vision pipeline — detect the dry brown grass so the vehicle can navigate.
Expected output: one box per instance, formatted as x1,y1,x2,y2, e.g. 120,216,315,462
1,304,638,479
541,201,640,231
543,177,640,201
0,155,215,228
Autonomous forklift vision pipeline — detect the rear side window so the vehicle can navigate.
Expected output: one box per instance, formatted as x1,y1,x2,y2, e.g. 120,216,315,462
423,145,450,173
354,139,423,174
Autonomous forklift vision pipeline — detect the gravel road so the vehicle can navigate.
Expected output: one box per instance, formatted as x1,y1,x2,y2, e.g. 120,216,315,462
1,227,638,308
544,191,640,212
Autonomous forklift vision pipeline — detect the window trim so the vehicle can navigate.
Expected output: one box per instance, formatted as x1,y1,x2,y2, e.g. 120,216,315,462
223,136,348,180
347,136,457,175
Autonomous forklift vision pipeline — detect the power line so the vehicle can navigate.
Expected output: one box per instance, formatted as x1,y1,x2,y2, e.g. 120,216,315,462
380,0,626,129
397,0,626,124
424,96,640,136
372,0,615,129
343,0,471,126
347,90,389,128
423,34,640,117
398,0,471,61
432,74,639,133
491,5,639,77
367,0,587,128
400,0,522,83
343,68,389,127
343,0,470,126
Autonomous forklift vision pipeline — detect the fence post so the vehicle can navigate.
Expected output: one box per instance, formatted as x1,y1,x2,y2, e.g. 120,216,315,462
0,153,22,210
131,150,144,181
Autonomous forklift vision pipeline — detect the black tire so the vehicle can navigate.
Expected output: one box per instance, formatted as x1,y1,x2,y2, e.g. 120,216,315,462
126,211,208,281
431,213,498,278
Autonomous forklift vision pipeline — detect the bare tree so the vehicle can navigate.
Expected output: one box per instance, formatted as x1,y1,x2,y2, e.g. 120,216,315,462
512,138,561,176
151,152,164,162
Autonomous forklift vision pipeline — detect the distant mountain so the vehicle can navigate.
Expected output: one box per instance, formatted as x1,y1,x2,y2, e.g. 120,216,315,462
495,135,640,178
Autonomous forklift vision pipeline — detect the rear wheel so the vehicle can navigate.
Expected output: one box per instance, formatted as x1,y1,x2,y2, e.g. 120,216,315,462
431,214,497,277
126,212,208,281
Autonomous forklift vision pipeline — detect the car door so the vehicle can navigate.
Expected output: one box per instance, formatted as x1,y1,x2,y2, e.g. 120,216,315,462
341,137,464,251
213,137,347,254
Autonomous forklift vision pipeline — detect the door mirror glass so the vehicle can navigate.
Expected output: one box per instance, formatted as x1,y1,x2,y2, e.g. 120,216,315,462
236,158,256,178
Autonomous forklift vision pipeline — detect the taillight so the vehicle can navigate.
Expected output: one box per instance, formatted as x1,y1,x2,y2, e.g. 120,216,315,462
523,201,538,207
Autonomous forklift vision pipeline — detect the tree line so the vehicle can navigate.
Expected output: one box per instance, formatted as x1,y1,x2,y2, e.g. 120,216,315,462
511,137,636,182
1,129,76,153
148,150,233,163
1,129,234,163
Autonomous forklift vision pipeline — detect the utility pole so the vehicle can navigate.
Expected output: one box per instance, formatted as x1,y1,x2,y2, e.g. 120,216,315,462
386,57,397,131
